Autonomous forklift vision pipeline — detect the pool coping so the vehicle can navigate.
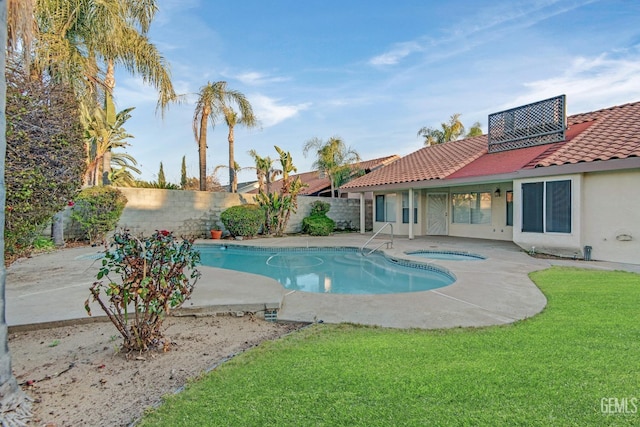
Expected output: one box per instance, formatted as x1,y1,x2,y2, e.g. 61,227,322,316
6,235,639,330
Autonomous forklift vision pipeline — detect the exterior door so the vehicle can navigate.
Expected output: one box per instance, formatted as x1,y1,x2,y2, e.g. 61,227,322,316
427,193,448,235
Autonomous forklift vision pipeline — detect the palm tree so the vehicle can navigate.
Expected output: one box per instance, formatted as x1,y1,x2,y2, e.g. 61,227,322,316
80,104,136,186
192,81,258,192
32,0,176,111
249,149,280,194
213,161,255,191
32,0,176,182
467,121,483,137
417,113,483,146
109,154,141,187
303,136,361,198
2,2,33,423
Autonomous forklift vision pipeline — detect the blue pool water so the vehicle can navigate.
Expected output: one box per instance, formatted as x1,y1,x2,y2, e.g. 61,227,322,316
406,251,485,261
197,246,454,295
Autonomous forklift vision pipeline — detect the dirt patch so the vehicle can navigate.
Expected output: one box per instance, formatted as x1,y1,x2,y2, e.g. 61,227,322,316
9,315,305,426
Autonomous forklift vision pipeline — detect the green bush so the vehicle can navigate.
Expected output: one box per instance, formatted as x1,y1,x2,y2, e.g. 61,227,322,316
5,60,85,259
71,186,127,244
302,200,335,236
309,200,330,216
220,204,264,238
86,230,200,352
302,215,336,236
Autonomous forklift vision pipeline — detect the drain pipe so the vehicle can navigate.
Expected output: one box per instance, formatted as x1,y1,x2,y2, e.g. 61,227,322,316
409,188,415,240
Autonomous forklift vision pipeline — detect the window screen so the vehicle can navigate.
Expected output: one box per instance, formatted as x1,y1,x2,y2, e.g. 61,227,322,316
546,180,571,233
506,191,514,226
522,182,543,232
375,195,385,222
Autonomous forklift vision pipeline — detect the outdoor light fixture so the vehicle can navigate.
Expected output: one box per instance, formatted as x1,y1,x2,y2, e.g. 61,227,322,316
494,188,501,198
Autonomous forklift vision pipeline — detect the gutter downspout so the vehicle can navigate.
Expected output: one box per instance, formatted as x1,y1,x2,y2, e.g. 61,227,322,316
360,192,366,234
409,188,414,240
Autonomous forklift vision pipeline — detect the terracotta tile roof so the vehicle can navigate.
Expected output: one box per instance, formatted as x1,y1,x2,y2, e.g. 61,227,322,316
532,101,640,167
343,99,640,189
341,136,486,189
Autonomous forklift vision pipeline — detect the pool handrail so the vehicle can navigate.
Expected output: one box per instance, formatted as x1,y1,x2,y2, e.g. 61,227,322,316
361,223,393,256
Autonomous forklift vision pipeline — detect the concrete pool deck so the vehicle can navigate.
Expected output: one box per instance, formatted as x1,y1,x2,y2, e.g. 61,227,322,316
6,235,640,330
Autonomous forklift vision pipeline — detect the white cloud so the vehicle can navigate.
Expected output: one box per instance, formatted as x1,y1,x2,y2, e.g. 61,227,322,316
233,71,290,86
369,41,423,66
515,52,640,113
250,94,311,127
368,1,597,68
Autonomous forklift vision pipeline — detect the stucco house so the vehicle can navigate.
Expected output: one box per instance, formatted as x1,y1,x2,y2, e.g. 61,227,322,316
342,96,640,265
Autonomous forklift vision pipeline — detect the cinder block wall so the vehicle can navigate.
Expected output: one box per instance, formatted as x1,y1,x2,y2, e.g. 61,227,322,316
64,188,372,238
115,188,257,237
292,196,372,232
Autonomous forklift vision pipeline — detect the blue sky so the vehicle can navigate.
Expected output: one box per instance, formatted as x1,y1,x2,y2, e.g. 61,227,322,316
114,0,640,185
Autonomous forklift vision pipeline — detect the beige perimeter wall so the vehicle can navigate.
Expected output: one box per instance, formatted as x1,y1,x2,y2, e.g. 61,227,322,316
65,188,372,238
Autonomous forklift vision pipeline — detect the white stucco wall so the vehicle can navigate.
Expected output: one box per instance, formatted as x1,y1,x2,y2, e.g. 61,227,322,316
447,185,513,242
372,186,513,241
581,170,640,264
513,174,583,257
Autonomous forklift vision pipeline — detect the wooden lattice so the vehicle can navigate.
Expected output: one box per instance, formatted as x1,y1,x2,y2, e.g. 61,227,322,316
488,95,566,153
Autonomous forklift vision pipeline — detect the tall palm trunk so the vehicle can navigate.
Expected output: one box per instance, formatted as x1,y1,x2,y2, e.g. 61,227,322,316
102,149,112,185
102,60,117,185
1,1,32,422
330,176,336,198
228,125,236,193
198,108,210,191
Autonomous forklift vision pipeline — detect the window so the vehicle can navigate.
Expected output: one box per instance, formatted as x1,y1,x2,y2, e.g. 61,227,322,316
375,195,385,222
546,180,571,232
375,194,397,222
522,182,543,232
521,180,571,233
402,191,418,224
506,191,514,226
452,192,491,224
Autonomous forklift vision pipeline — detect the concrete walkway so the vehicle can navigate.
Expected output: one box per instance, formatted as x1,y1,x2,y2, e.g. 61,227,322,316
6,235,639,330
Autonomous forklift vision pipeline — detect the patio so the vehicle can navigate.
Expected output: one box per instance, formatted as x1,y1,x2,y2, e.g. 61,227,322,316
7,235,639,330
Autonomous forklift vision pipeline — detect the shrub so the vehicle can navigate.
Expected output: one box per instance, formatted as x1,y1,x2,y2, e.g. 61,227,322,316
302,201,335,236
220,204,264,238
4,59,85,259
85,230,201,352
309,200,330,216
302,215,336,236
32,236,55,253
71,186,127,244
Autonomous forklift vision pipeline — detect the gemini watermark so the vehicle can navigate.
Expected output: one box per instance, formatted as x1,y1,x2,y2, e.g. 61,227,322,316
600,397,638,415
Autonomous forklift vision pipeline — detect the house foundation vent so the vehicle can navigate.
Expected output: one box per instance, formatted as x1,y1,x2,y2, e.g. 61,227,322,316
264,309,278,322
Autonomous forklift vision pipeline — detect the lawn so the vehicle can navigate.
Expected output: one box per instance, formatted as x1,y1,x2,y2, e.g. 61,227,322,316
139,267,640,426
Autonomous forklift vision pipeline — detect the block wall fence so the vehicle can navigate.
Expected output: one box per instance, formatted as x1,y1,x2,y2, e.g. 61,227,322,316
64,188,373,239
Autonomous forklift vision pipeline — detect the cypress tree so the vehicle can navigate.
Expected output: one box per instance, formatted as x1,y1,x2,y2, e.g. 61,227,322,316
158,162,166,188
180,156,187,188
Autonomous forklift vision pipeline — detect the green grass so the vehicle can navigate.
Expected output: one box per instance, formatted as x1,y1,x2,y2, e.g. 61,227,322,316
32,236,55,252
139,267,640,426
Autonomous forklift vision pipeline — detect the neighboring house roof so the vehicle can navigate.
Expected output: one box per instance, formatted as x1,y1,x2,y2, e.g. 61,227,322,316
343,100,640,190
252,155,400,195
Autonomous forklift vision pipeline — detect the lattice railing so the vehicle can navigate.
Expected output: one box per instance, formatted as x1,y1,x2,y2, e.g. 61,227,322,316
488,95,566,153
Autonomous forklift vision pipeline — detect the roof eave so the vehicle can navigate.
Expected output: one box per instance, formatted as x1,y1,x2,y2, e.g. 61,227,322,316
342,157,640,192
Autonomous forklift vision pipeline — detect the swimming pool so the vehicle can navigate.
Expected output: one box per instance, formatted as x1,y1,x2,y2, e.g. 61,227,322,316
197,245,454,295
